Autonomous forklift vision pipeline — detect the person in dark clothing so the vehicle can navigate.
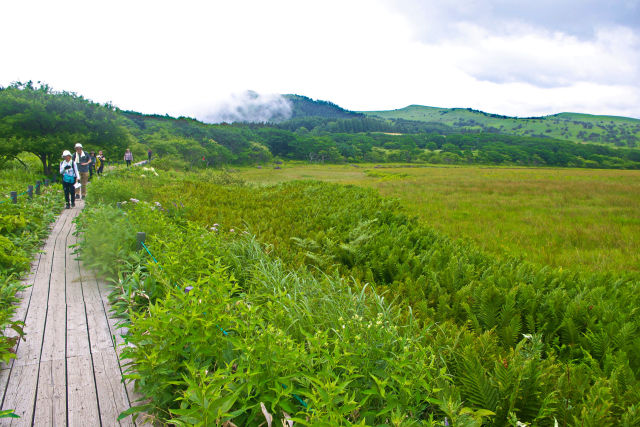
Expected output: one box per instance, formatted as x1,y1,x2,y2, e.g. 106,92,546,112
148,149,152,162
60,150,79,209
74,143,91,199
89,151,97,179
124,148,133,167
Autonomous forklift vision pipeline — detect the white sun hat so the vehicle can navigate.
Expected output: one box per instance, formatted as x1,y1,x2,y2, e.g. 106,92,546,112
74,143,83,148
62,150,72,157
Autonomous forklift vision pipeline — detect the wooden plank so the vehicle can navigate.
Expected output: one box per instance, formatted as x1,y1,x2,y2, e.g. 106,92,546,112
65,233,90,359
85,301,114,353
39,307,66,363
0,211,75,424
66,355,100,427
80,270,103,303
0,252,41,400
0,369,8,418
93,350,134,426
96,279,148,426
11,211,74,368
0,212,71,423
27,211,75,424
39,217,68,363
65,301,89,359
8,250,43,337
0,364,39,426
66,224,102,426
32,359,66,426
10,225,63,367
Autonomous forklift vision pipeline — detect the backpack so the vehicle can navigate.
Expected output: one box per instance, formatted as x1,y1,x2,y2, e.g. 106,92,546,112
62,161,76,183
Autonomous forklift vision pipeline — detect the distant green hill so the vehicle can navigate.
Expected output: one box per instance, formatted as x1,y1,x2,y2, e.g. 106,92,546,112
361,105,640,148
283,94,364,120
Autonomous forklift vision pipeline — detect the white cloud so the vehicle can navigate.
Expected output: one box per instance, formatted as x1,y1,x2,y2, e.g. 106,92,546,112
196,91,292,123
1,0,639,118
445,25,639,87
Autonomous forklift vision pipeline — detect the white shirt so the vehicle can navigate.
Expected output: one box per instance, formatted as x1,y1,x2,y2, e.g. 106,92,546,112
60,159,79,179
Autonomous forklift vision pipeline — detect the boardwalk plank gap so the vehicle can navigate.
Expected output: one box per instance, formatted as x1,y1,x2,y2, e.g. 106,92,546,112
0,201,141,426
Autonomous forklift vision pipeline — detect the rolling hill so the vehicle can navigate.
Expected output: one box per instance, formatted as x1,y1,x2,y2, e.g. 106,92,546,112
360,105,640,147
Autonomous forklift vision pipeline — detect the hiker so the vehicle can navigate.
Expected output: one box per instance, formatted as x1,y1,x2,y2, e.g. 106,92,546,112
147,149,152,162
74,143,91,200
89,151,97,179
124,148,133,167
60,150,79,209
96,150,106,175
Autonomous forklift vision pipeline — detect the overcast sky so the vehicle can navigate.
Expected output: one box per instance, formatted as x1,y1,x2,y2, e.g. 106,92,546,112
2,0,639,119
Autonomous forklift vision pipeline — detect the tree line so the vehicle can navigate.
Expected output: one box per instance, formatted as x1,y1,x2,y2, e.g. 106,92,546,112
2,83,640,172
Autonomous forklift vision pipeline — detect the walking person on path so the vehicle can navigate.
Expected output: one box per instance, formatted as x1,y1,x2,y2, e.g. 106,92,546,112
147,149,152,162
74,143,91,200
60,150,79,209
89,151,97,179
96,150,106,175
124,148,133,167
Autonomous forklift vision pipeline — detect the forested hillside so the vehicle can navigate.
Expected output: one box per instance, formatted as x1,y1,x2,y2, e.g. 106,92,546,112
283,94,364,120
362,105,640,148
2,83,640,172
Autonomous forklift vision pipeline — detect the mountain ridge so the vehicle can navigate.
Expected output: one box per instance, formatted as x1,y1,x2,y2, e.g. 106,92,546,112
356,104,640,147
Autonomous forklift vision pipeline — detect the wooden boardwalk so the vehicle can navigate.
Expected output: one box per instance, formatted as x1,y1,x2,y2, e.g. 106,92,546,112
0,201,143,426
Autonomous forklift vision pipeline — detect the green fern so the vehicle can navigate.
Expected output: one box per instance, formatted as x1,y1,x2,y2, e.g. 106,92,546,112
458,355,499,412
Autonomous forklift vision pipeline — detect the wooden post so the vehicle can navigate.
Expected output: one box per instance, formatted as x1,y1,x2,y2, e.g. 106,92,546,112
10,191,17,204
136,232,146,250
36,181,41,195
28,185,34,199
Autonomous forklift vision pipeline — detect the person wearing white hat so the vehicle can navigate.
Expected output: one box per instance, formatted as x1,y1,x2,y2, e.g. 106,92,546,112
60,150,79,208
73,143,91,200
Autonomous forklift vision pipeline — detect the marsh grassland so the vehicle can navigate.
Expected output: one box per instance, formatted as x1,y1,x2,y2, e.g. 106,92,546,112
239,164,640,273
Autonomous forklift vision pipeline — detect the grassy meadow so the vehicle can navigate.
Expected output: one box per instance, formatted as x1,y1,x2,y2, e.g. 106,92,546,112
237,163,640,273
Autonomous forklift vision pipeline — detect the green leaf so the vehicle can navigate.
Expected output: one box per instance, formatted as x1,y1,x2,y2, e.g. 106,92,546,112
117,404,151,420
0,410,20,419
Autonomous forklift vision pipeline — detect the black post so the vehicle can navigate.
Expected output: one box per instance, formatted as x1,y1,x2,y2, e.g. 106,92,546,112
27,185,34,199
36,181,41,195
10,191,17,204
136,232,146,250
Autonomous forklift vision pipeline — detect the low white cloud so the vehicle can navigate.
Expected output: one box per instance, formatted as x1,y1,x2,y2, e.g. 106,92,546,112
195,91,292,123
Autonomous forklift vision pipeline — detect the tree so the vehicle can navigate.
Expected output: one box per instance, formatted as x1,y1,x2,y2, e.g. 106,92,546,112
0,82,130,174
237,141,272,164
176,138,207,165
203,139,233,166
255,128,297,157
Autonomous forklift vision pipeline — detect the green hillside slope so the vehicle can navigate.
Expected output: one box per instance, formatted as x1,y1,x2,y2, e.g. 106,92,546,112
362,105,640,147
283,94,364,120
